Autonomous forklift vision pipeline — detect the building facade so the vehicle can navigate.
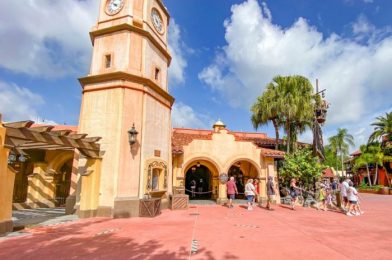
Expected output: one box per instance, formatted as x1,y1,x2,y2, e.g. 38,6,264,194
2,1,285,230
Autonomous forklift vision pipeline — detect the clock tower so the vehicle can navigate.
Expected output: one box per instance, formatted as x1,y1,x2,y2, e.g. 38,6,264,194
77,0,173,218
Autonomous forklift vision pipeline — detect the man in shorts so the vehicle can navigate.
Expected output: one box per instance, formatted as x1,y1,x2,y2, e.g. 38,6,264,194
266,176,277,210
226,177,238,208
340,178,350,211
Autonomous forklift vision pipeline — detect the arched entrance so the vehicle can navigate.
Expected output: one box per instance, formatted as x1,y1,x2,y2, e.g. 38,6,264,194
54,159,72,207
227,160,259,199
185,163,214,200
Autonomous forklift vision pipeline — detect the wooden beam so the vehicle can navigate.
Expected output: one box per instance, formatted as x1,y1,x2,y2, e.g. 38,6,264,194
50,130,72,136
83,137,102,143
3,121,34,128
22,145,73,150
30,125,55,133
67,133,88,140
5,127,100,151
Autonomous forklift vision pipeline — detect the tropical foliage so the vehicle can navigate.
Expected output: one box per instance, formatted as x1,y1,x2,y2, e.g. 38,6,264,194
251,75,316,153
368,112,392,144
279,149,325,190
328,128,355,173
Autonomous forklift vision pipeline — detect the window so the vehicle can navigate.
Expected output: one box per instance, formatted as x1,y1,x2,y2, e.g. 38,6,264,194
105,54,112,68
154,67,160,81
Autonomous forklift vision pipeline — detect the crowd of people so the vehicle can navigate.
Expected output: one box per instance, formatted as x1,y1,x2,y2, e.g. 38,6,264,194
226,176,364,216
226,176,277,211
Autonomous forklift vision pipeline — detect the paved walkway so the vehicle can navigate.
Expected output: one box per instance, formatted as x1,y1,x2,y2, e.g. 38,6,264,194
1,193,391,260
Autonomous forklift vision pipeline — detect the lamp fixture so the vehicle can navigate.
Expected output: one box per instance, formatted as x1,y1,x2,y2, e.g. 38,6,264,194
196,162,200,167
8,151,17,165
128,123,138,146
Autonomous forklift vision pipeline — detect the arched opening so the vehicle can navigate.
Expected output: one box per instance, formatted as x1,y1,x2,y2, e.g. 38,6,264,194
227,160,259,199
54,159,72,207
185,164,212,200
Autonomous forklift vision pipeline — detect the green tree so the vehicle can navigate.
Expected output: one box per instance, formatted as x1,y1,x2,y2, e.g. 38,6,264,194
368,112,392,144
251,82,282,150
251,75,315,153
279,149,325,190
354,145,373,186
328,128,355,174
323,144,340,170
278,76,314,153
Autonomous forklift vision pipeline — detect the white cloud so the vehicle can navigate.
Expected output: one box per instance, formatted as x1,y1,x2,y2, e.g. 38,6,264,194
172,102,212,129
0,81,44,122
0,0,99,78
168,19,188,86
199,0,392,146
363,0,374,3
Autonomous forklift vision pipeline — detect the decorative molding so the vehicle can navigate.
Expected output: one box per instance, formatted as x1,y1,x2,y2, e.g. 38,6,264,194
89,23,171,65
79,71,175,106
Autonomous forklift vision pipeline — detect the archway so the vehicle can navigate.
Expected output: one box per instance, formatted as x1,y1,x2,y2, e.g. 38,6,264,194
227,160,259,199
185,164,212,199
54,159,72,207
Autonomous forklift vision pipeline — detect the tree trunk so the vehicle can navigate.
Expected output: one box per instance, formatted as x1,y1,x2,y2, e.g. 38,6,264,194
286,120,290,154
373,165,378,186
386,169,392,187
366,164,372,187
272,118,279,150
341,152,344,176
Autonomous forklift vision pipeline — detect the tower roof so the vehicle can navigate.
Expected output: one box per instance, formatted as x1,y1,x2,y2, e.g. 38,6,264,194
213,119,226,128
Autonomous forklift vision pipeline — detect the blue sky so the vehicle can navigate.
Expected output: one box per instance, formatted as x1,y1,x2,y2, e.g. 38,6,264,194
0,0,391,149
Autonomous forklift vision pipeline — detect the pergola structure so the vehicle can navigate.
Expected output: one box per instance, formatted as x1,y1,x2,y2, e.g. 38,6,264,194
0,115,102,234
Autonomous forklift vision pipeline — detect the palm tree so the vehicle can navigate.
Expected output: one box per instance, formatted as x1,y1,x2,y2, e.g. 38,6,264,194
368,112,392,144
328,128,355,175
251,83,281,150
355,145,373,186
367,143,384,185
251,75,315,153
273,75,314,153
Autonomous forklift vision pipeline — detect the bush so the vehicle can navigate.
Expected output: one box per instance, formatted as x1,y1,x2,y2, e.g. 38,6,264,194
358,184,384,191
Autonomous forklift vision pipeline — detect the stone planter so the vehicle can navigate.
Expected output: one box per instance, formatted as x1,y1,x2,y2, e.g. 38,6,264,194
379,187,390,195
358,189,379,194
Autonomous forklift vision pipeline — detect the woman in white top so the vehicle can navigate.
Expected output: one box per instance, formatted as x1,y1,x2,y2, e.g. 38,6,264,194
346,181,362,216
245,179,256,210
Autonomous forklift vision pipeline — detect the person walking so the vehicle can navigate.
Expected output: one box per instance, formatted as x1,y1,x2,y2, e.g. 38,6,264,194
266,176,277,210
253,179,260,203
325,187,333,209
245,179,256,210
340,178,350,212
190,179,196,198
226,176,238,208
317,184,327,211
289,179,299,210
346,181,362,216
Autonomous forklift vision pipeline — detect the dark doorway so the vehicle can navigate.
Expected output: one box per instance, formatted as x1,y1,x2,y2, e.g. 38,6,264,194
54,160,72,207
185,165,212,199
228,166,245,199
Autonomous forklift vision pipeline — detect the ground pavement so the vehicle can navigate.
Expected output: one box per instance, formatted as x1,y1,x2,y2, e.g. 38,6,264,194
0,193,391,260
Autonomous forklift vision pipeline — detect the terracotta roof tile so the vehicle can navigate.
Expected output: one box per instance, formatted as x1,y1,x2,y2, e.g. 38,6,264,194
260,148,285,158
323,168,335,178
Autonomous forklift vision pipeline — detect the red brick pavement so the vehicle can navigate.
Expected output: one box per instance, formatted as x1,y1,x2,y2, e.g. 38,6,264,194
0,193,391,260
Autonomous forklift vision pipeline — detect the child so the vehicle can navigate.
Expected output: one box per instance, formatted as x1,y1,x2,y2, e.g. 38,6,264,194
325,188,333,209
317,184,327,211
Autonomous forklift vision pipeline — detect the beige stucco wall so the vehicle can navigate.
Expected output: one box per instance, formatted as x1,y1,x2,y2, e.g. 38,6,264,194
173,129,279,201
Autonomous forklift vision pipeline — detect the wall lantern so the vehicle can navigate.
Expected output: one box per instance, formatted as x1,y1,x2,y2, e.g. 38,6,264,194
128,123,138,146
196,162,201,167
7,150,28,165
8,151,17,164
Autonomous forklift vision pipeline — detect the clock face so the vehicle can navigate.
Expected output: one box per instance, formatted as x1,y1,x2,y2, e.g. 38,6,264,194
105,0,124,15
151,9,164,34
